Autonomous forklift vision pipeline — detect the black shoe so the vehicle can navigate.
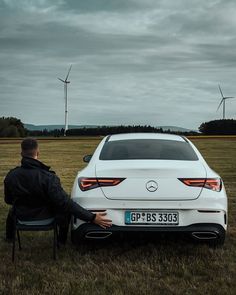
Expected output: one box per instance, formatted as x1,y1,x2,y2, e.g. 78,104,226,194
58,234,67,246
57,240,67,249
4,237,14,243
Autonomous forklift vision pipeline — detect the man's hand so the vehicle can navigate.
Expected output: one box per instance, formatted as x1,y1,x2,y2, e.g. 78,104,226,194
93,212,112,229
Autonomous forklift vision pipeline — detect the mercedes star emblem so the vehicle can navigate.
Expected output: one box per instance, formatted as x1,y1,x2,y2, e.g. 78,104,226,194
146,180,158,192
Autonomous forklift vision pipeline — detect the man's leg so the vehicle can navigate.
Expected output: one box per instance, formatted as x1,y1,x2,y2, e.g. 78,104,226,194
56,213,71,244
6,208,15,241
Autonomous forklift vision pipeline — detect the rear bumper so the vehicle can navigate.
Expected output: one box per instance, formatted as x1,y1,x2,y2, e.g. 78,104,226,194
72,208,227,231
71,222,225,240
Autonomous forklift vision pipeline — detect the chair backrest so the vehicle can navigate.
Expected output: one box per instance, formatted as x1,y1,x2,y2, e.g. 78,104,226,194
12,198,53,223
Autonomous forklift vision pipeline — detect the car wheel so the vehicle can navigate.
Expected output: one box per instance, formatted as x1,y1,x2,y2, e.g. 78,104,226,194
71,229,86,245
209,227,226,248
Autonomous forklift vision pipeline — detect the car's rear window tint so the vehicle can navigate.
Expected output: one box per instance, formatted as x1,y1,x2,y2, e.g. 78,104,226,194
99,139,198,161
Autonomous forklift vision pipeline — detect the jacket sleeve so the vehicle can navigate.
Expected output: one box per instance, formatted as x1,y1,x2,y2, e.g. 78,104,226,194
4,175,14,205
46,173,95,222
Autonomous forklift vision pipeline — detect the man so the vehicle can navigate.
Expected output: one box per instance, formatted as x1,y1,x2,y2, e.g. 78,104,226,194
4,137,112,244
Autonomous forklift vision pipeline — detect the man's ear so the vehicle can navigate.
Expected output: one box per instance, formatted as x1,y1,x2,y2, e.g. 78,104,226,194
36,150,39,159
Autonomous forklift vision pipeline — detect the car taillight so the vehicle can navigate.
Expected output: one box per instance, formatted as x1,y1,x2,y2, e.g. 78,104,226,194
178,178,222,192
78,177,125,191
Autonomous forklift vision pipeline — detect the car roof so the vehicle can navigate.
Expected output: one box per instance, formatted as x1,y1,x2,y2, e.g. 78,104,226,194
106,133,186,142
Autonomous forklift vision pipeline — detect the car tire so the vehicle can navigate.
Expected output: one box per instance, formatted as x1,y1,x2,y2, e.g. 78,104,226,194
209,227,226,248
71,229,85,245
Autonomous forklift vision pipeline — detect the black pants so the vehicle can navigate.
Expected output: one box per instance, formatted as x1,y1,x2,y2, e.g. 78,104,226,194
6,208,71,244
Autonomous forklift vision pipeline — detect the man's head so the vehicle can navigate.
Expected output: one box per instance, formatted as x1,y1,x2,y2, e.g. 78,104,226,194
21,138,39,159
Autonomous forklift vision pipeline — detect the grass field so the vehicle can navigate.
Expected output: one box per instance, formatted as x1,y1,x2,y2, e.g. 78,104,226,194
0,137,235,295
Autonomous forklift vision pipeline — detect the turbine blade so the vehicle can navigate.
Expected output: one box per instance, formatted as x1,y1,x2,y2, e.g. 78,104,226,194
65,64,72,81
216,98,224,111
224,96,235,99
58,78,65,83
218,84,224,99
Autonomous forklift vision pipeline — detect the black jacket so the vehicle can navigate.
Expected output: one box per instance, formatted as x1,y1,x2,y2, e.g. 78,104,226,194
4,157,95,222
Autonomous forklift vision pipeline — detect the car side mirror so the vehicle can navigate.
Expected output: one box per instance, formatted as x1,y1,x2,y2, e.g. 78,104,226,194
83,154,92,163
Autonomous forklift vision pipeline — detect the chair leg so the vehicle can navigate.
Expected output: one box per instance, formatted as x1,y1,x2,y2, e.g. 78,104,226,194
56,225,60,249
53,225,57,260
17,230,22,250
12,228,16,262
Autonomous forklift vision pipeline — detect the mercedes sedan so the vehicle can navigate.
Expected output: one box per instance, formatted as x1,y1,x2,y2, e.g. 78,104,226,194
71,133,227,246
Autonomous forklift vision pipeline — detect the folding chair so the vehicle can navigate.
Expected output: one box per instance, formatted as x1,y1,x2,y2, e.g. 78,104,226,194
12,206,59,262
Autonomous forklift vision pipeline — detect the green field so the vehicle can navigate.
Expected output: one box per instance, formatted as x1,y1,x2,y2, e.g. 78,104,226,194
0,137,235,295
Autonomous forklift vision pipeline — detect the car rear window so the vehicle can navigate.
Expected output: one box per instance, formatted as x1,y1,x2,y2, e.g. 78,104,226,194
99,139,198,161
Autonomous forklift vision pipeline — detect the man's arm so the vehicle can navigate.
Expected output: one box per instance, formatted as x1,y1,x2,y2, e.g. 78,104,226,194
46,173,95,221
46,174,112,228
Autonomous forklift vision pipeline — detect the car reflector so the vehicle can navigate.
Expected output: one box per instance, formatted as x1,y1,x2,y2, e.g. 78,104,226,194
78,177,125,191
178,178,222,192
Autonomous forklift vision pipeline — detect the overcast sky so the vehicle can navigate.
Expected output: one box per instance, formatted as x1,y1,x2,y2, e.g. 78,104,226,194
1,0,236,130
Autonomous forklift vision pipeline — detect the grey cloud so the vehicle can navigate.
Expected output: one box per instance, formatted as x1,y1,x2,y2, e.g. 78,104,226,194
0,0,236,129
61,0,143,13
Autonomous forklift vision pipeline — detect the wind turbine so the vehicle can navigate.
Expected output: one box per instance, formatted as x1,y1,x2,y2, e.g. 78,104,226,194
217,85,234,119
58,65,72,136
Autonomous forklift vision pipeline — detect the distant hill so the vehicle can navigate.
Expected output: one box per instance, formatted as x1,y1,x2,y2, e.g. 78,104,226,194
24,123,197,133
24,124,99,131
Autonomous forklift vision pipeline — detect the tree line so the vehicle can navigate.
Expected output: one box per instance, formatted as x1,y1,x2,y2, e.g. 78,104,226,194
0,117,27,137
27,125,198,137
199,119,236,135
0,116,235,137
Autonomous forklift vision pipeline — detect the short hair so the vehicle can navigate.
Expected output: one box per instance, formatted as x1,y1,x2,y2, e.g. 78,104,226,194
21,138,38,157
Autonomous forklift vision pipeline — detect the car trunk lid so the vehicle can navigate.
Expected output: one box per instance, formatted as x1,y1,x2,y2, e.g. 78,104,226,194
95,160,206,201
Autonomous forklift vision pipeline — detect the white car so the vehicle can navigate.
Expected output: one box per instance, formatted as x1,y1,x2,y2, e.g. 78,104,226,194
71,133,227,246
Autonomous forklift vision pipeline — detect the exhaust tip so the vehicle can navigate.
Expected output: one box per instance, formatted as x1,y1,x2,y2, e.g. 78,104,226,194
85,231,112,239
192,231,218,240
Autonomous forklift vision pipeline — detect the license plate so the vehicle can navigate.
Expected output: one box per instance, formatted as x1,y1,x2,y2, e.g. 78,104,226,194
125,211,179,225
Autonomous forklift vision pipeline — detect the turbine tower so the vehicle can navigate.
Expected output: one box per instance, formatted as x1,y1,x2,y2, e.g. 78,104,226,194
58,65,72,136
217,85,234,119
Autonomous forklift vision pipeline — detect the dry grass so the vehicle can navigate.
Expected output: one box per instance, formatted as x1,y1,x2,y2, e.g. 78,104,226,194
0,137,235,295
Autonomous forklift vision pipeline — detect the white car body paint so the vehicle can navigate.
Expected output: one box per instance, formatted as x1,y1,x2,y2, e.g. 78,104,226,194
71,133,227,243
